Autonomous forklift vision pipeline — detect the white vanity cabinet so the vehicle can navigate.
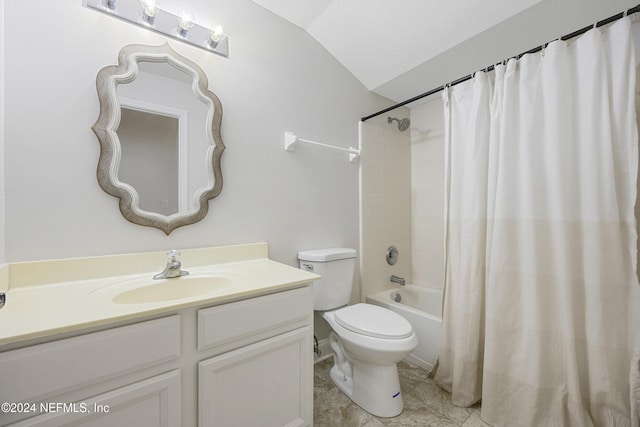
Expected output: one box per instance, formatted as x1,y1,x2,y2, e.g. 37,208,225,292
0,285,313,427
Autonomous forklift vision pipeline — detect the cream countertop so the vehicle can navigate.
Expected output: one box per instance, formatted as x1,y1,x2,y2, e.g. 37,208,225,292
0,243,319,348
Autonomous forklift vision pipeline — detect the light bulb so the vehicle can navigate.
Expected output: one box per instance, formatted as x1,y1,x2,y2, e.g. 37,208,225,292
140,0,157,25
177,10,195,37
209,25,225,48
102,0,116,11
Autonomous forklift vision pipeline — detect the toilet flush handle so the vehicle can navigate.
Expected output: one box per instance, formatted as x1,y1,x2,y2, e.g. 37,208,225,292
301,263,314,271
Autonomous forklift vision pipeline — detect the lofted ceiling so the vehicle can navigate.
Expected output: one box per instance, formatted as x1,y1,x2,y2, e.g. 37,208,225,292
251,0,640,105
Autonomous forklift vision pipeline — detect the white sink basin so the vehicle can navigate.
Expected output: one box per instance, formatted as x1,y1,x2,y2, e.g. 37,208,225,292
112,275,235,304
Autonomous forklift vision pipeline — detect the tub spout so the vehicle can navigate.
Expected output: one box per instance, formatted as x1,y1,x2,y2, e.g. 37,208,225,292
390,275,405,286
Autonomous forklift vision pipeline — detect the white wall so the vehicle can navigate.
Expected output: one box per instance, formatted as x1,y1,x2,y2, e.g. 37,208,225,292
0,0,5,265
410,98,445,289
2,0,390,265
360,115,412,298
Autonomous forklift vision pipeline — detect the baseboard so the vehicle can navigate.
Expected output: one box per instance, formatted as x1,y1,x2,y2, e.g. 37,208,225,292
405,353,434,372
314,338,333,363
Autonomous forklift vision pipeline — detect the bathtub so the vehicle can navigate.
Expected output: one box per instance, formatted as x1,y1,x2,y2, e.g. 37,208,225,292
366,285,442,370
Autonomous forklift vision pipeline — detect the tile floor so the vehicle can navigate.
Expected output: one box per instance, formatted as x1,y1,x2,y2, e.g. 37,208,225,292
313,358,491,427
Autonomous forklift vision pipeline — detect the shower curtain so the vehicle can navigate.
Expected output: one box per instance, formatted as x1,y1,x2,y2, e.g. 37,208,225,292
435,17,640,426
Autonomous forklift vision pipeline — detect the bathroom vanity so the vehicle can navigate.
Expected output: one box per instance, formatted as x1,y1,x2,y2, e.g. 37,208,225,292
0,243,318,426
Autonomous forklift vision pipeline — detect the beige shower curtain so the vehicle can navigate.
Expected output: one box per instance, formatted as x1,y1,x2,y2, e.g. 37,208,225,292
435,17,640,427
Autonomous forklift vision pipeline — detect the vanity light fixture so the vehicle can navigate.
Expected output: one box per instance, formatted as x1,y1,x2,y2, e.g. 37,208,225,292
83,0,229,58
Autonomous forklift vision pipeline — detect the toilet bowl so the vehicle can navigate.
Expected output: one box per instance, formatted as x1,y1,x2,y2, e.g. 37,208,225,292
322,303,418,417
298,248,418,417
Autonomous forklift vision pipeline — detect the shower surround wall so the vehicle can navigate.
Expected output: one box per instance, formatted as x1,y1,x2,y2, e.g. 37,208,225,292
359,99,445,302
410,99,445,289
359,116,412,299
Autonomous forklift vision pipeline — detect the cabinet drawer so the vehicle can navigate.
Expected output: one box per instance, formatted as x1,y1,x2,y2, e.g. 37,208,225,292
0,316,180,404
198,286,312,352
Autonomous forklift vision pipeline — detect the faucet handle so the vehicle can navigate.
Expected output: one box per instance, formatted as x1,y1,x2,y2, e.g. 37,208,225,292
167,249,180,261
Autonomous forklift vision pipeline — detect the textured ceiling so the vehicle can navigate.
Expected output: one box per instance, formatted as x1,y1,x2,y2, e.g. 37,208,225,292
251,0,541,90
251,0,640,105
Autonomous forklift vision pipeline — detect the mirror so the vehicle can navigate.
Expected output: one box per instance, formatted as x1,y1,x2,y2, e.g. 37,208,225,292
92,43,224,234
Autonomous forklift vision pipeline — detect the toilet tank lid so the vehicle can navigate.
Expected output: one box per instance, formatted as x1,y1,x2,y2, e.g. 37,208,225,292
298,247,357,262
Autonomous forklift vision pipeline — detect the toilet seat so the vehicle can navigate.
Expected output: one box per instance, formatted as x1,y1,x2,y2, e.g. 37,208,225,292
334,303,413,339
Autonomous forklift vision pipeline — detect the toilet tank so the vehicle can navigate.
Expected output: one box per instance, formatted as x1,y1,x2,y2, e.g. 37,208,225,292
298,248,357,311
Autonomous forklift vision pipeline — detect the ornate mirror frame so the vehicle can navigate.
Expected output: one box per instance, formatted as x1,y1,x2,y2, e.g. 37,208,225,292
92,43,224,235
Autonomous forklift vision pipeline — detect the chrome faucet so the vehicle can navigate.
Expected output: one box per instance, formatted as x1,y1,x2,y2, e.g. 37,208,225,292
153,250,189,280
390,275,405,286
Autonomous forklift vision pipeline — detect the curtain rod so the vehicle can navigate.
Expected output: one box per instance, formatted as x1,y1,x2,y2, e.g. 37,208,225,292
361,4,640,122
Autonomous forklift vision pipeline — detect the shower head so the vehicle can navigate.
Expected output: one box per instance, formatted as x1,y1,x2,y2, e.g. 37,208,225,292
387,117,410,132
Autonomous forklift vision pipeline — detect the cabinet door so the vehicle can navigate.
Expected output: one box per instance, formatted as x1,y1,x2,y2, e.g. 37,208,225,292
199,327,312,427
9,370,181,427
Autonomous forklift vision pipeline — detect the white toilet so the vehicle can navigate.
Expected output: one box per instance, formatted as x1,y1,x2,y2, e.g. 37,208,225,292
298,248,418,417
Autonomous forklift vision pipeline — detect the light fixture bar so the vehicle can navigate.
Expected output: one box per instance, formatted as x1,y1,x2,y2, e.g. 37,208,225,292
83,0,229,58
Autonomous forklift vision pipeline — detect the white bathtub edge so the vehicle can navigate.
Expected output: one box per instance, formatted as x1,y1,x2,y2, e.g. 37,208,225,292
366,285,443,371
